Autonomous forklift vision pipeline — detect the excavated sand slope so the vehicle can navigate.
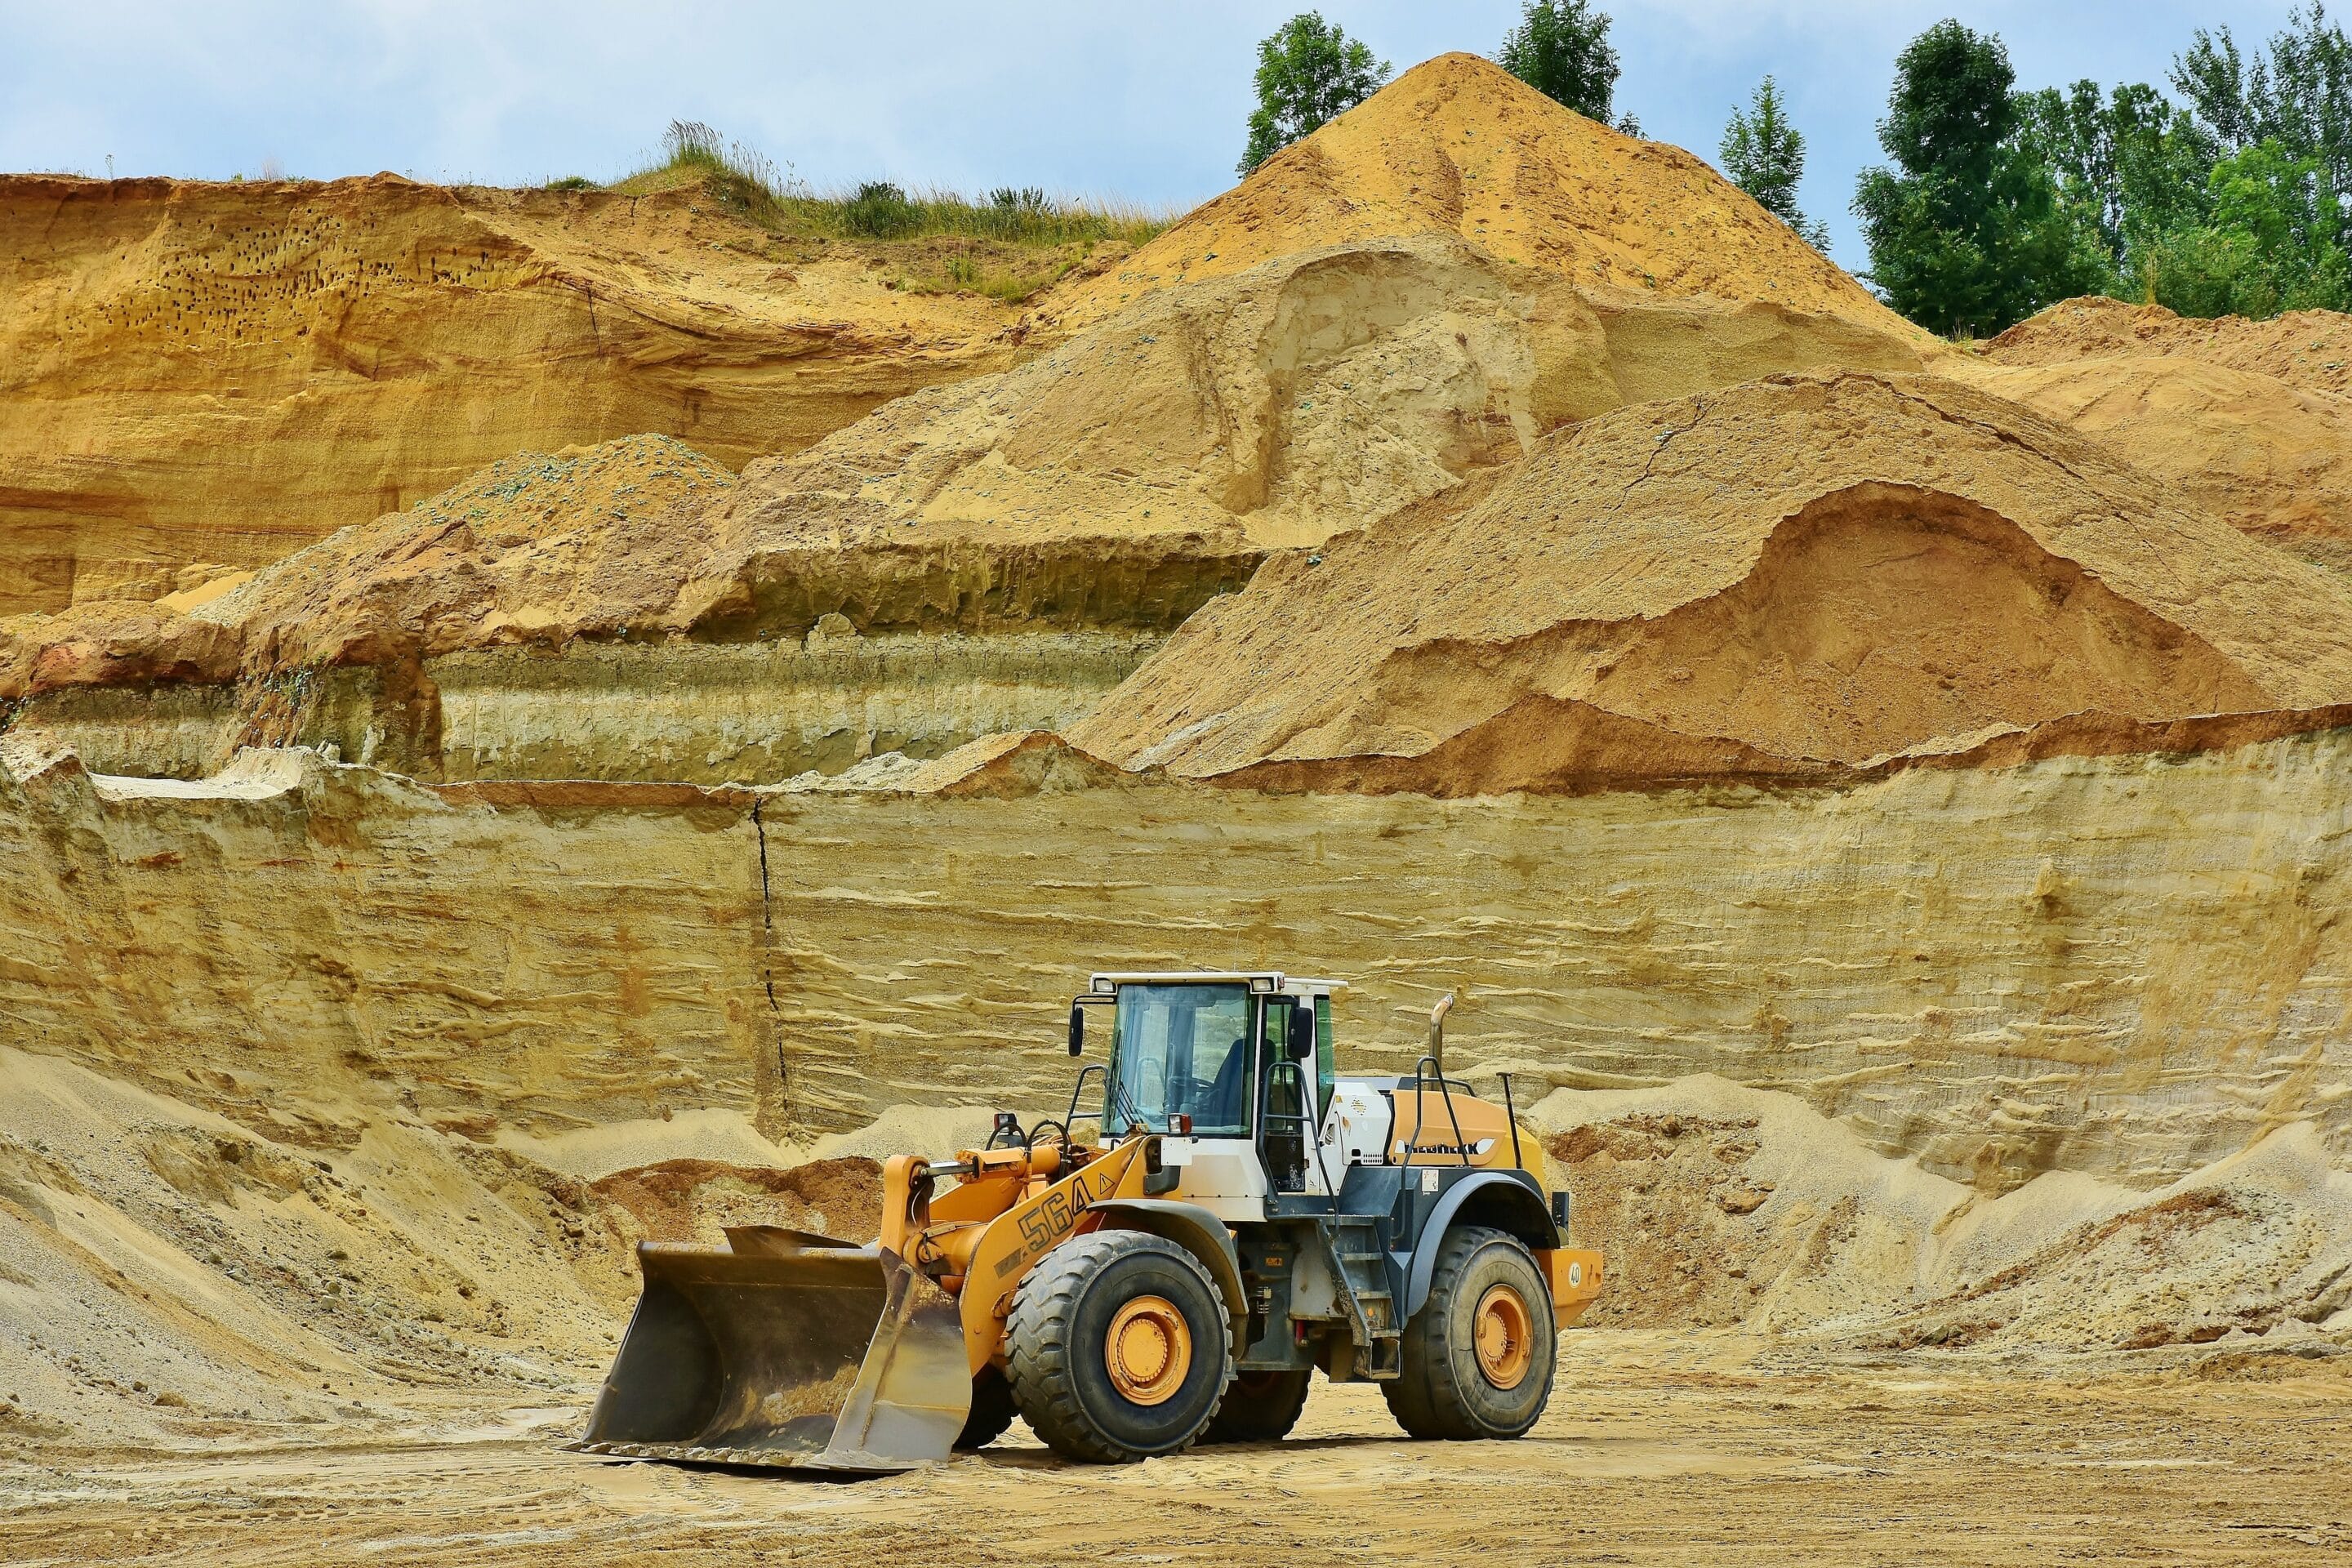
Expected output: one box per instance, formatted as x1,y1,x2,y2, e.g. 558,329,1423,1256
0,173,1023,613
7,733,2347,1190
1049,52,1925,345
0,434,1172,780
3,434,737,693
1071,371,2352,789
2,232,1927,782
3,724,2348,1460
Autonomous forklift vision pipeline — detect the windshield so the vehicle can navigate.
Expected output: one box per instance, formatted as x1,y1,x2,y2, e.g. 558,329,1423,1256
1107,983,1253,1137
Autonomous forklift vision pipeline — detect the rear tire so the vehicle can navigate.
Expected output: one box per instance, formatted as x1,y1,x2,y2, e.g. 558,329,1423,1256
954,1365,1017,1450
1383,1226,1555,1441
1198,1367,1312,1444
1007,1229,1232,1463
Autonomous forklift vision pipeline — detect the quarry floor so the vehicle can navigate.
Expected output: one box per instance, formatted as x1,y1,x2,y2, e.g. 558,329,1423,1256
3,1333,2345,1566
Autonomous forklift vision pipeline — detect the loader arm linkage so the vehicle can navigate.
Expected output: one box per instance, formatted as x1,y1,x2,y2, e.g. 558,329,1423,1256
569,1134,1160,1474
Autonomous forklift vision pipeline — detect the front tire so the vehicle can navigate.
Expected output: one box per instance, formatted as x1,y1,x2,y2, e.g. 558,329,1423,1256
1006,1229,1232,1463
1198,1367,1312,1444
1383,1226,1555,1441
954,1365,1017,1450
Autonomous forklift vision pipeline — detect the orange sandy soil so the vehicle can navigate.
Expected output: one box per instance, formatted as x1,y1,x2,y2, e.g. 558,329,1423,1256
2,1334,2344,1566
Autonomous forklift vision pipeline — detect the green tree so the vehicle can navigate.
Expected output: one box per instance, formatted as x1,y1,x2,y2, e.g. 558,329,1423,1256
1721,76,1828,249
2172,4,2352,246
1498,1,1619,124
1238,13,1390,176
2017,80,2216,274
2145,139,2351,315
1852,21,2110,336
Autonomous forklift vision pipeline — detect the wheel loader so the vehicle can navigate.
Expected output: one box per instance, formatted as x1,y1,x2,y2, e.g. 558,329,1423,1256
571,973,1604,1469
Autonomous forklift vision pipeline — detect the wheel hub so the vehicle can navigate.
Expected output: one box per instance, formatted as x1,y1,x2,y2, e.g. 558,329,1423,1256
1105,1294,1192,1405
1472,1282,1535,1390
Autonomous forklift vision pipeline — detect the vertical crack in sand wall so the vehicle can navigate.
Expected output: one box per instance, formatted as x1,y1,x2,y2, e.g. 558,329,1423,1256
751,793,788,1138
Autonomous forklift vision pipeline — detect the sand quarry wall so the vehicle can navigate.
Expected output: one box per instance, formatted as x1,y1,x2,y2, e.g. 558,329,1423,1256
0,175,1022,614
3,733,2346,1194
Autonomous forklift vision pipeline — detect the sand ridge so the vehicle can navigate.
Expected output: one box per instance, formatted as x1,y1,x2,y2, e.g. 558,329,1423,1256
1069,370,2352,788
1988,294,2352,398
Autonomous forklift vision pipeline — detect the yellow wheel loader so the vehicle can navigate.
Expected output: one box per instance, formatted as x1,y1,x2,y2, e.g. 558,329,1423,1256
572,973,1604,1470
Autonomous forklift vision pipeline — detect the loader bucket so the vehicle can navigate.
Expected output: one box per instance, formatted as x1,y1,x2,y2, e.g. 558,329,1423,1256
568,1227,969,1474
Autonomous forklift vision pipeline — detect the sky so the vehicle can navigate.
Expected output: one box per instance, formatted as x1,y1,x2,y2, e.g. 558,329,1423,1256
0,1,2317,274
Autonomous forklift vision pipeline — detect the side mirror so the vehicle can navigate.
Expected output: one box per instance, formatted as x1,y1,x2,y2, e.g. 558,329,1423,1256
1067,1004,1085,1057
1289,1000,1315,1060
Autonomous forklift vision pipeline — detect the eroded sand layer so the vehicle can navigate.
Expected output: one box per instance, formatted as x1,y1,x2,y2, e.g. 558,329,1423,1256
5,731,2348,1188
8,632,1162,782
432,634,1163,782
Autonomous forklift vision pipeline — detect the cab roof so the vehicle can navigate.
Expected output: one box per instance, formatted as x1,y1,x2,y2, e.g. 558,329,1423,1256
1086,971,1347,995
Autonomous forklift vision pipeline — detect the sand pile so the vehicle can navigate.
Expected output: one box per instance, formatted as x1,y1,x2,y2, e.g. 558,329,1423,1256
1987,295,2352,398
0,1042,918,1454
0,1045,622,1451
587,1156,880,1245
1049,53,1924,347
1944,299,2352,574
1069,370,2352,791
1533,1076,2352,1359
0,173,1023,614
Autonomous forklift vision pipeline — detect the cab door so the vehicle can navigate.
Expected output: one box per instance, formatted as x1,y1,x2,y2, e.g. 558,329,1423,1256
1256,995,1330,1196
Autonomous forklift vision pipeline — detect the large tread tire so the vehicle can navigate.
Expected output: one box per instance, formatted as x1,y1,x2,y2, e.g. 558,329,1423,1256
1383,1226,1556,1442
953,1365,1017,1450
1379,1335,1442,1436
1197,1367,1312,1445
1006,1229,1232,1463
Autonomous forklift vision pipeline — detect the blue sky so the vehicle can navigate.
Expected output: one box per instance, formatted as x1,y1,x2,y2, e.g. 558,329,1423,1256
0,1,2314,274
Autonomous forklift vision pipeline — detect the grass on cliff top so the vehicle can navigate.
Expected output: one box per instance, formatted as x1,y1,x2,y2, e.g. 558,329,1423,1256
597,121,1171,301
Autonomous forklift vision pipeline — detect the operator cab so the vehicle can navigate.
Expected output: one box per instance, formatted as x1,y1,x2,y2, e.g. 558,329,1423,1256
1071,971,1341,1222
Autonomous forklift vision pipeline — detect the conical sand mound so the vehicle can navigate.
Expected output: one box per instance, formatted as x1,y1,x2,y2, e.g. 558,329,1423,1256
1050,53,1924,342
1068,371,2352,793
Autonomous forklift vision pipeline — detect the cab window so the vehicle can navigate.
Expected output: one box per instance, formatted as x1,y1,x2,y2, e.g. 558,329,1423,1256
1107,983,1253,1137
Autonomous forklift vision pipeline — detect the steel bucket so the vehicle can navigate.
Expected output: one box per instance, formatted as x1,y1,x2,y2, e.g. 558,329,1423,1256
569,1226,969,1473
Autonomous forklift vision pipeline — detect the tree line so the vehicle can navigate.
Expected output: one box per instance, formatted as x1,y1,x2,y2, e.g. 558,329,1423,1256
1238,4,2352,336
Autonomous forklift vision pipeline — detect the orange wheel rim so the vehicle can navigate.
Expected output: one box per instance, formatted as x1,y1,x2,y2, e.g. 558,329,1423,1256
1473,1283,1535,1390
1106,1294,1192,1405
